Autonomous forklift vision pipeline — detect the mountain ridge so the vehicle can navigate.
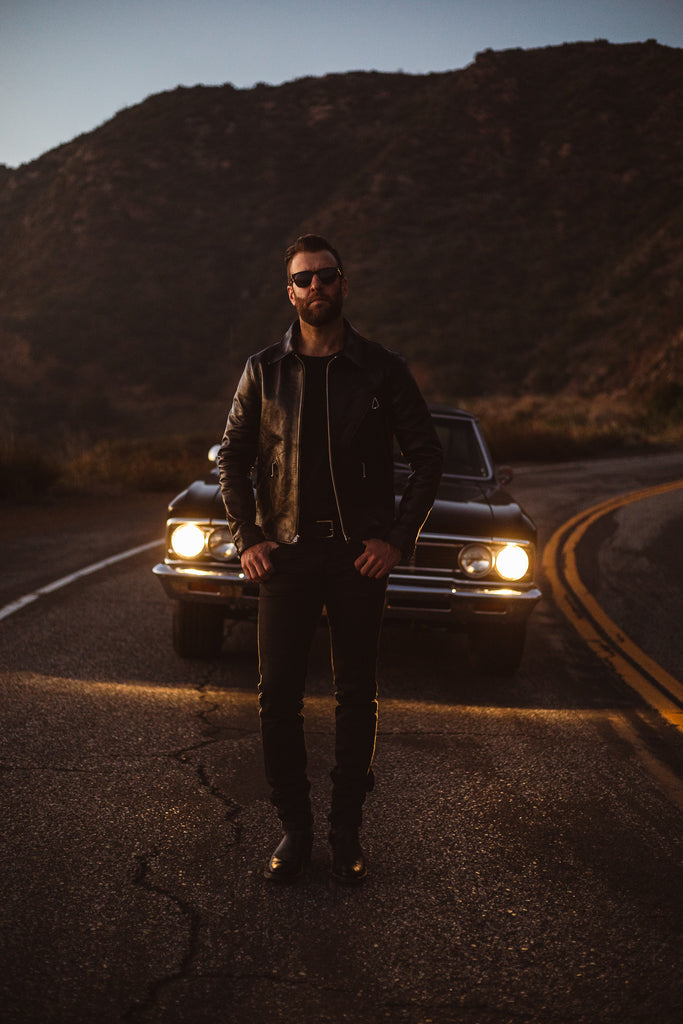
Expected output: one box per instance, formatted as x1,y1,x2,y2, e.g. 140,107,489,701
1,39,681,442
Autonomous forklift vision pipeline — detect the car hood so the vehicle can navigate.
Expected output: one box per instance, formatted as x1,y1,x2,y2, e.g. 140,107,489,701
168,476,225,520
168,472,537,544
419,476,537,542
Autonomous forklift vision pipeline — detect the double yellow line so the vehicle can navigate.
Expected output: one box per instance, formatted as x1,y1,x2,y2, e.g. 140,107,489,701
543,480,683,733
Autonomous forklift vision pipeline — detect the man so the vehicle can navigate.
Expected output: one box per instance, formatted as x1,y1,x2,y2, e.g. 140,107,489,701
218,235,442,884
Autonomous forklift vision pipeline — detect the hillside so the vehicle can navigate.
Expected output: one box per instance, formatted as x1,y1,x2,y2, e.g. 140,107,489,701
0,39,681,446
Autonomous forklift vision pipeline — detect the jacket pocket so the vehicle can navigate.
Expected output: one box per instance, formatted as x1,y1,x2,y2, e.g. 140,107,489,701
255,454,279,484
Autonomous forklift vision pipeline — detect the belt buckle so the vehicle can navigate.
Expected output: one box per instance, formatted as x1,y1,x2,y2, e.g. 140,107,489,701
316,519,335,539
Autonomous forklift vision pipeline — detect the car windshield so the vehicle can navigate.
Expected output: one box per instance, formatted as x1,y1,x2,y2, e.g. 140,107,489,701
395,416,491,479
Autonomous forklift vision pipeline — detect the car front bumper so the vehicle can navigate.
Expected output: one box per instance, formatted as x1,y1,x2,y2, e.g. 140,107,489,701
153,560,541,626
153,561,260,613
384,568,541,625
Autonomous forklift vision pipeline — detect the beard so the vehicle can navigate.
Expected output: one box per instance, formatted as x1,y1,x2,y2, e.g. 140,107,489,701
293,287,344,327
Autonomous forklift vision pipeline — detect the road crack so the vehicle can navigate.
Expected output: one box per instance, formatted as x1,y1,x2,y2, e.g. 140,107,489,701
171,692,245,843
123,847,202,1022
124,692,247,1018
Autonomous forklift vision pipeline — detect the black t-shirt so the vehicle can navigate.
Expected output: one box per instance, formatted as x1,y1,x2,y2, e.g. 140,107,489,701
298,354,337,524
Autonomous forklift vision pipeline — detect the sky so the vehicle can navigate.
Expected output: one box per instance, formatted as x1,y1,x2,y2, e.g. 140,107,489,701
1,0,681,168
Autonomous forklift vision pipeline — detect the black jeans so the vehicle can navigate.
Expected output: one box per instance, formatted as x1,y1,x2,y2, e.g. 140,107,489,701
257,538,387,832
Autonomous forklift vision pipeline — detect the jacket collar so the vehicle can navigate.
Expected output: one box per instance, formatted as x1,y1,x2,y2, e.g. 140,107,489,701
268,320,366,367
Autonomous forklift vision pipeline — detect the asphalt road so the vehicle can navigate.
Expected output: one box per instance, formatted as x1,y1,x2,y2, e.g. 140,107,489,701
1,450,682,1024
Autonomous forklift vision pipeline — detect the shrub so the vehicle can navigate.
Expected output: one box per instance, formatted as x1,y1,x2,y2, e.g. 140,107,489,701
0,443,60,502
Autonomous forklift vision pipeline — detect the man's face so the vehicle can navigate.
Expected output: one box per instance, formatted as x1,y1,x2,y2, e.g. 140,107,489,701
287,250,348,327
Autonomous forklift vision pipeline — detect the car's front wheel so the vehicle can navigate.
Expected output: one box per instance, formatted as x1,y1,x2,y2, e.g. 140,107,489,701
467,621,527,676
172,601,225,658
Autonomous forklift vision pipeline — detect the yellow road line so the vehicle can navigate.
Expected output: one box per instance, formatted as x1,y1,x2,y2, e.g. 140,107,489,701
543,479,683,733
608,712,683,813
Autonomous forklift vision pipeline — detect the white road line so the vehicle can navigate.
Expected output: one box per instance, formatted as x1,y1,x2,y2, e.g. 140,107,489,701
0,539,163,622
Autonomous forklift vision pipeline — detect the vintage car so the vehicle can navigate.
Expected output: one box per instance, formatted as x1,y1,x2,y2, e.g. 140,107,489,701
153,407,541,673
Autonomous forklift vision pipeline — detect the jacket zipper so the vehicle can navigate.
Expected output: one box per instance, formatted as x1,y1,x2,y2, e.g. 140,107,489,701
326,356,349,541
292,355,305,543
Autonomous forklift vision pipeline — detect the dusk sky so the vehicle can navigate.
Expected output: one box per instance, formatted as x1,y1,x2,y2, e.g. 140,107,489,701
2,0,682,168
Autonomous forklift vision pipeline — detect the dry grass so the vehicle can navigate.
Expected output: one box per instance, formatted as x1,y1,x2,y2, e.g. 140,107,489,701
57,435,216,494
0,437,60,502
1,391,680,503
0,434,215,502
465,391,683,462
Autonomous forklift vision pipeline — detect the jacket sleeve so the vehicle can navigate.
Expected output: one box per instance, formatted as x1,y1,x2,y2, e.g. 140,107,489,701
386,358,443,557
217,358,266,555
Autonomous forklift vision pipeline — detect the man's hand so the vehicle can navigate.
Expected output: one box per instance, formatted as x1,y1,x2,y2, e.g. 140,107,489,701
240,540,280,581
354,539,402,579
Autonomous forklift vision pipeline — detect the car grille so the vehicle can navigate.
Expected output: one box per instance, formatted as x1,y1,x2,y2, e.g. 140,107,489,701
409,540,461,572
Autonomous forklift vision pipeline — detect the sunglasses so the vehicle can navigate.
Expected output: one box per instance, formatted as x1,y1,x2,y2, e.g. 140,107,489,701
289,266,342,288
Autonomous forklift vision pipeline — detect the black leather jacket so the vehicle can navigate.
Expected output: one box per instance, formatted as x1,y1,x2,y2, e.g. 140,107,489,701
218,321,443,557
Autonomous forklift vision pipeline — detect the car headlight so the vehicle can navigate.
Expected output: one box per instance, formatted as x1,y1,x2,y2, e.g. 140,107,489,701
208,528,238,560
170,523,206,558
459,543,494,577
495,544,529,581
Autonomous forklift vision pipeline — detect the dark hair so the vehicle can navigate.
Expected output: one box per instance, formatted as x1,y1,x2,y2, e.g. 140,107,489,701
284,234,344,279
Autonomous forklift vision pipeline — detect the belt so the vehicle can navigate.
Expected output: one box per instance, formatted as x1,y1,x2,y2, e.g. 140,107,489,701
299,519,339,540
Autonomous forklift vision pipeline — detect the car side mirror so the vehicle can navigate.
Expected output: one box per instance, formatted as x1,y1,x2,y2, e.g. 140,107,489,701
497,465,514,486
208,444,220,463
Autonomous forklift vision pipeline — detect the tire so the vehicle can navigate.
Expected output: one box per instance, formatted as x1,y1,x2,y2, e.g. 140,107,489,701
172,601,225,659
467,621,527,676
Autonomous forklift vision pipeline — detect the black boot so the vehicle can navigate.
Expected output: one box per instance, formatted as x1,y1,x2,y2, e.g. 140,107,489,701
329,829,367,884
264,829,313,883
